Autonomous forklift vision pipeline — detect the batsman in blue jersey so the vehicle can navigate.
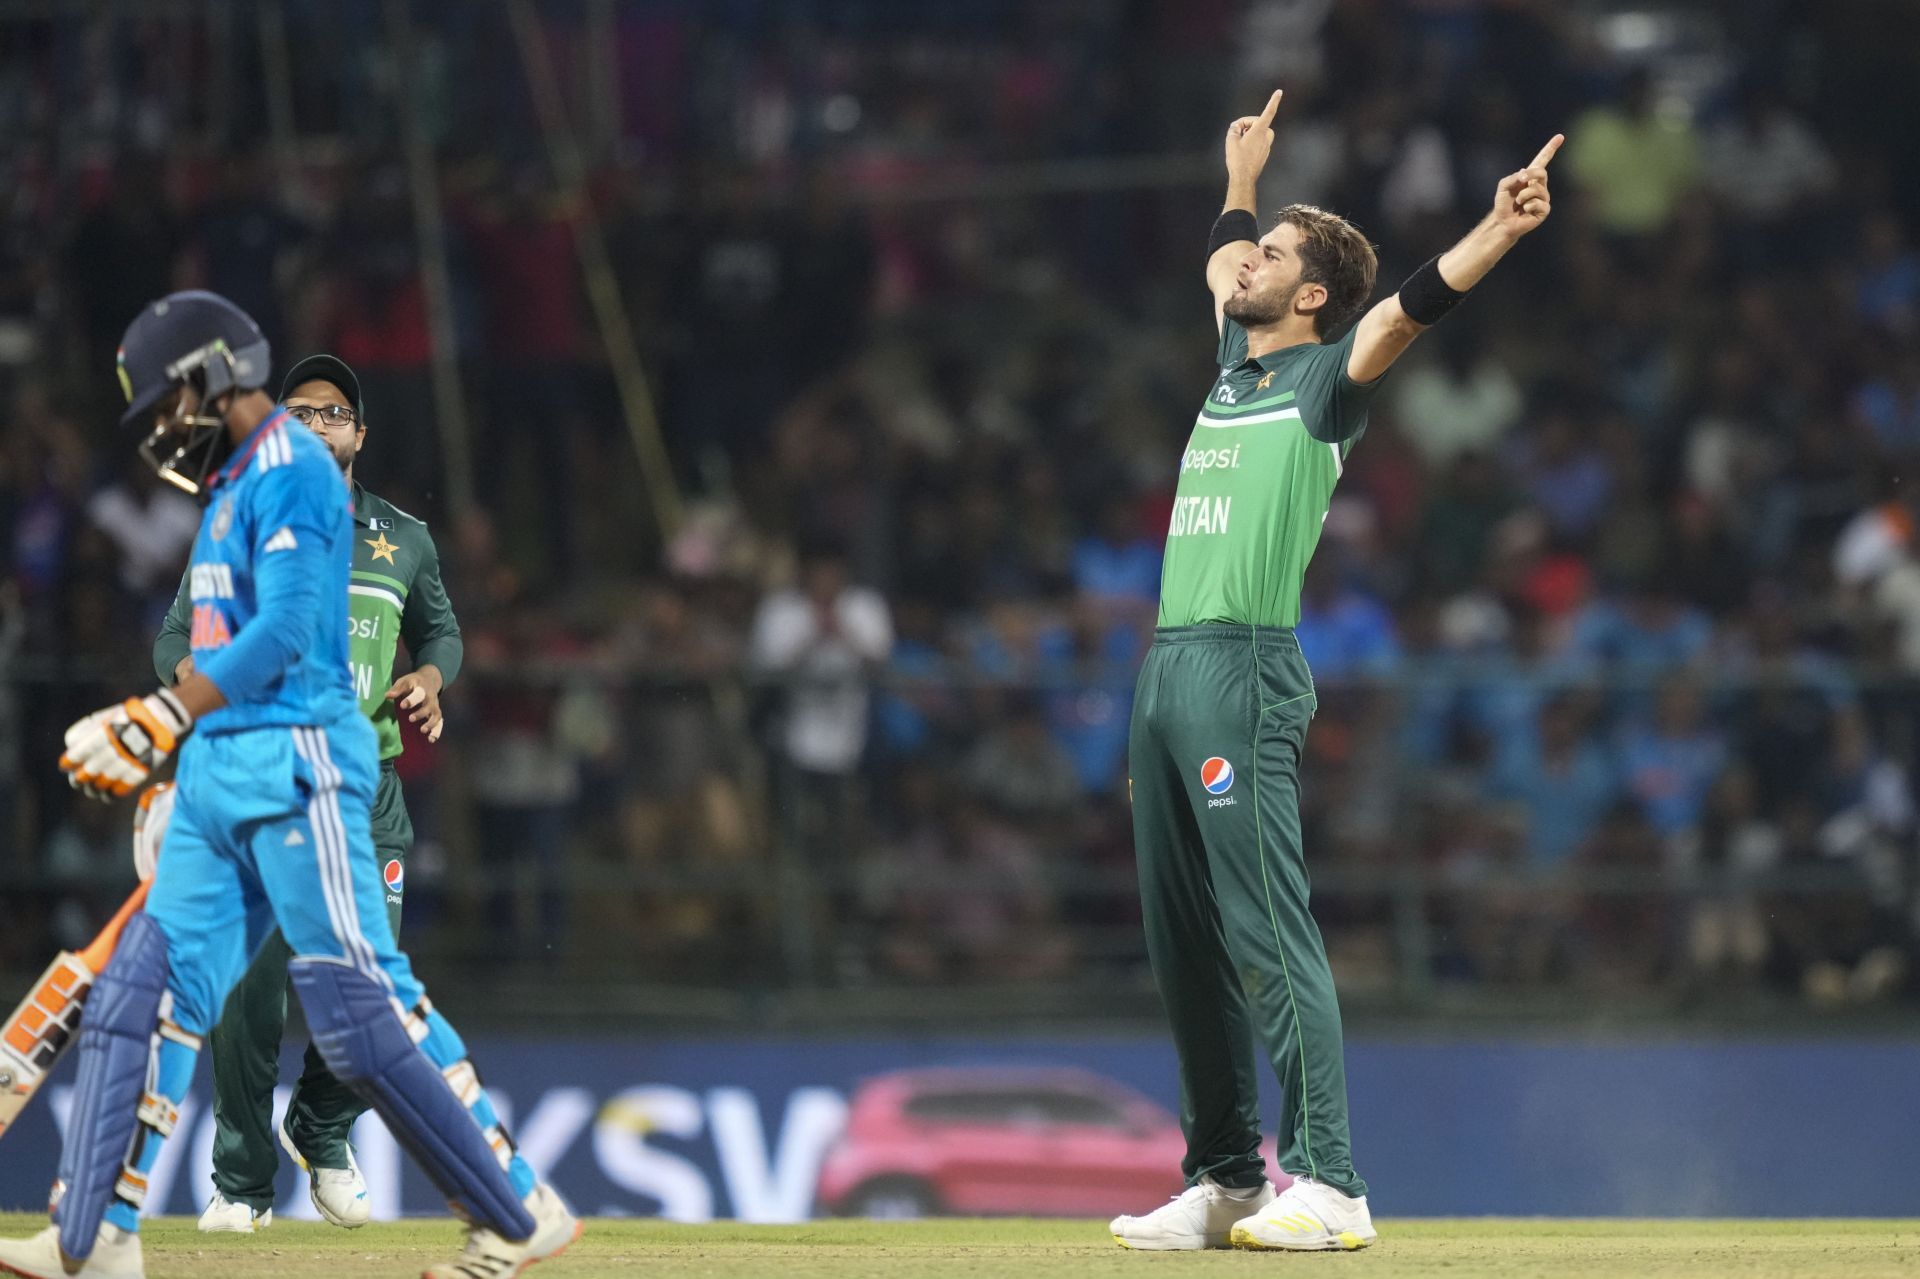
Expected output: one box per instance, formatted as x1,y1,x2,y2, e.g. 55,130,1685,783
0,293,581,1279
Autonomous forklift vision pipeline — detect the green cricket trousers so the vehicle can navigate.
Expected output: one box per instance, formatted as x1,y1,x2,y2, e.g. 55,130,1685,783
208,760,411,1209
1129,624,1366,1197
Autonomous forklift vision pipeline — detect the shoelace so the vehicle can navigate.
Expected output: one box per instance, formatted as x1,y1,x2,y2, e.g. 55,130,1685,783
1148,1181,1248,1215
1150,1183,1215,1212
1120,1183,1205,1222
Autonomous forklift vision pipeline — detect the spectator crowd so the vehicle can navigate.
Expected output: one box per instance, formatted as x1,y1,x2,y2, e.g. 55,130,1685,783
2,0,1920,1012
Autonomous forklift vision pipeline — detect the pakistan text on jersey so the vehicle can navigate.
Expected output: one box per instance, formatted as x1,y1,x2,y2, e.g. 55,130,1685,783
1167,495,1232,537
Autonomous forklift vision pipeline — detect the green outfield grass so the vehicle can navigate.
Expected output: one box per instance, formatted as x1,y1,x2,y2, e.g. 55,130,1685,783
2,1214,1916,1277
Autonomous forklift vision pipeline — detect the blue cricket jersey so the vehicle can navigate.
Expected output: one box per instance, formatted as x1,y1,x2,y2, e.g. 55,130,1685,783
187,409,360,733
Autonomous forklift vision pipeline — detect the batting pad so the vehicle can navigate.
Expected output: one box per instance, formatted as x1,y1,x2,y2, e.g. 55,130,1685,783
54,913,170,1261
289,957,536,1240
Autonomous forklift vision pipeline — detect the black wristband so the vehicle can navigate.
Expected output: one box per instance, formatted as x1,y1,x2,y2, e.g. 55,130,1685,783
1398,254,1468,326
1208,209,1260,257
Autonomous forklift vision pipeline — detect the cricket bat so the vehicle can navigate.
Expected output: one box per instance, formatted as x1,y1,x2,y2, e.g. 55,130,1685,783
0,879,151,1140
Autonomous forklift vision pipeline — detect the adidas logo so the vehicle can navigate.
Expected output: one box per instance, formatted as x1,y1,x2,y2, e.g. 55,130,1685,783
284,829,306,846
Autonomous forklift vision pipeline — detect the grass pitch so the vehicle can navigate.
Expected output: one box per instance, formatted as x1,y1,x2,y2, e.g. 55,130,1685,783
3,1214,1916,1277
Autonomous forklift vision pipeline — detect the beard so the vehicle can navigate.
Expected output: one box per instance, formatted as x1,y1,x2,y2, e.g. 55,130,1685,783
1222,284,1293,327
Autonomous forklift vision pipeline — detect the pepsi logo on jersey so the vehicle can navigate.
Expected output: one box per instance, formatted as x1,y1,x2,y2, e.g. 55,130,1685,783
1201,757,1237,807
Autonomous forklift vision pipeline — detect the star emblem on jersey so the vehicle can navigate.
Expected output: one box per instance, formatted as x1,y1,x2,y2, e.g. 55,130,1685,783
1255,371,1275,391
365,532,398,564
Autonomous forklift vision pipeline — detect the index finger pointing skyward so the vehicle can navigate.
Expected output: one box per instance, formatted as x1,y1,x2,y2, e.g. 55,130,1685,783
1257,89,1283,126
1530,133,1565,170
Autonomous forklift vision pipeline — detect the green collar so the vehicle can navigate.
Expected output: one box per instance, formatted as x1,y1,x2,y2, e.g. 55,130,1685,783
1244,336,1324,373
350,480,394,529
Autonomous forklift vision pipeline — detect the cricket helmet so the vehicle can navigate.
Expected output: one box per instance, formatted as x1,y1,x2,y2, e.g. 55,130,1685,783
115,291,271,498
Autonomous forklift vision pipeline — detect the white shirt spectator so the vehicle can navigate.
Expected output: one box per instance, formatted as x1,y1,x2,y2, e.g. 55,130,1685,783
87,482,200,595
1380,123,1457,232
1390,353,1523,468
1264,118,1346,212
1701,107,1835,221
751,583,893,774
1237,0,1337,88
1832,503,1910,587
1869,556,1920,672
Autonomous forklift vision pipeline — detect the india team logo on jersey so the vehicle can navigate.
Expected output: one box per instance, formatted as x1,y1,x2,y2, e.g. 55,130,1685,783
384,859,404,895
1201,757,1235,794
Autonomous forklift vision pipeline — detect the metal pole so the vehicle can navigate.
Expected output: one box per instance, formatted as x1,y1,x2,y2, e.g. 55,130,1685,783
383,0,478,522
205,0,232,150
504,0,795,978
586,0,618,160
505,0,682,543
255,0,299,188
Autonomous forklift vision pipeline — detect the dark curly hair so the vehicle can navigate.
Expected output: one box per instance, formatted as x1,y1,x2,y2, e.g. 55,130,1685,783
1274,203,1378,339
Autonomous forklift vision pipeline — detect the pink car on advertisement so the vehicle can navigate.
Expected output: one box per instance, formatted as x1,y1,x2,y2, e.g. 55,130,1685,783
817,1066,1287,1218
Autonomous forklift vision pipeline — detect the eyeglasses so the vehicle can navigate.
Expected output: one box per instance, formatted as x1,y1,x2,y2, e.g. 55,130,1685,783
287,404,357,428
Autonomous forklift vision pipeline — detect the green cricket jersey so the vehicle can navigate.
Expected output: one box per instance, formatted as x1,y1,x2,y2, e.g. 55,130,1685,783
155,481,462,760
1156,316,1387,628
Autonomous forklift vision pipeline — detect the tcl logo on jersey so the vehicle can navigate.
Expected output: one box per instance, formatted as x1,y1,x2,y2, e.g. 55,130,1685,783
1180,444,1242,473
1201,757,1237,808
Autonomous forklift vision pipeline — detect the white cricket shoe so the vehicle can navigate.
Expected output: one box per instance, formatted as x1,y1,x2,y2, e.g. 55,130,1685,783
1230,1174,1376,1251
197,1193,272,1233
0,1222,144,1278
422,1183,582,1279
278,1120,369,1228
1109,1176,1277,1250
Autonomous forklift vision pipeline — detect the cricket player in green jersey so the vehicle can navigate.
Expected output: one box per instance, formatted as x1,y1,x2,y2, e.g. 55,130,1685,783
151,354,462,1233
1110,90,1560,1253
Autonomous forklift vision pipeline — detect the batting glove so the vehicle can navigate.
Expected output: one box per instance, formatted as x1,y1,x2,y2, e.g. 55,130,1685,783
60,690,193,801
132,781,177,881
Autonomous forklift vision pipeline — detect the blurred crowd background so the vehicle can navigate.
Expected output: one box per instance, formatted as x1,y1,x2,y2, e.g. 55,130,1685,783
4,0,1920,1023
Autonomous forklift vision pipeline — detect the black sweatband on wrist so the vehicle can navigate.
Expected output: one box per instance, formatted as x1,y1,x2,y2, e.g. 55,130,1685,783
1398,254,1469,326
1209,209,1260,256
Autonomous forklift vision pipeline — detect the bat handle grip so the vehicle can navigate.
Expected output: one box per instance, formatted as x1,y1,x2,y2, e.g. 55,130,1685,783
77,880,153,972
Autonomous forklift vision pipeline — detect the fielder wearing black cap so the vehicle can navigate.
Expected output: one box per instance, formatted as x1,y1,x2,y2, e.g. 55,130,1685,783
279,353,364,421
280,354,368,480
